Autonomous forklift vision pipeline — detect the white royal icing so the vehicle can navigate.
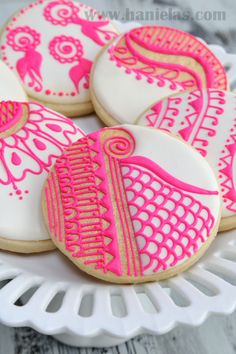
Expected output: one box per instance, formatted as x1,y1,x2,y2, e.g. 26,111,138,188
92,37,182,124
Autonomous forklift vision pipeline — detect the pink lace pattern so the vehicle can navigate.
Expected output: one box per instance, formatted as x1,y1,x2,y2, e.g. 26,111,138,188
108,26,227,91
44,127,217,278
43,0,117,46
143,89,236,213
49,35,92,92
145,89,224,157
0,101,83,200
6,26,43,92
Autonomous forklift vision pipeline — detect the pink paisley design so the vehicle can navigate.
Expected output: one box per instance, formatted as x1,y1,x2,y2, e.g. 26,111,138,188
44,127,218,279
109,26,228,91
49,35,92,92
0,101,83,199
43,0,116,46
6,26,43,92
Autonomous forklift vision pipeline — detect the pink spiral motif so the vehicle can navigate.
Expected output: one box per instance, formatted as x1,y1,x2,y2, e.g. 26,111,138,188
6,26,41,52
43,0,79,25
49,35,83,63
103,132,135,159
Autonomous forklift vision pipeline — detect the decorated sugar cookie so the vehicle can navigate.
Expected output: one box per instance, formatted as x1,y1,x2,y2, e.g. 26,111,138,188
0,0,118,117
0,60,27,101
138,89,236,231
42,126,221,283
91,26,228,126
0,101,83,253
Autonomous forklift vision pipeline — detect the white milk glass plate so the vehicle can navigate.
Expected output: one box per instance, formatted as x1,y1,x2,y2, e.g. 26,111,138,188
0,21,236,348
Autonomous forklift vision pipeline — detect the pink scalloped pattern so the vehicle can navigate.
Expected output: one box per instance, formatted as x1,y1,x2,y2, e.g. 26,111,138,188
121,160,215,274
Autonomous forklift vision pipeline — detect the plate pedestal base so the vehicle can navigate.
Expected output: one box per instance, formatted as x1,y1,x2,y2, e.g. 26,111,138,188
52,333,128,348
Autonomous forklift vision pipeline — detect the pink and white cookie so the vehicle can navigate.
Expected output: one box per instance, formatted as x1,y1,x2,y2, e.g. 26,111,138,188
0,0,118,117
91,26,228,126
138,89,236,231
0,60,27,102
42,125,221,283
0,101,83,253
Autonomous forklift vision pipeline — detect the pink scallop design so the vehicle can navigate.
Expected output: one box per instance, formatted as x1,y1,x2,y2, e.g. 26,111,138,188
49,35,92,92
109,26,227,91
43,0,117,46
121,159,214,274
6,26,43,92
44,127,217,279
0,101,83,199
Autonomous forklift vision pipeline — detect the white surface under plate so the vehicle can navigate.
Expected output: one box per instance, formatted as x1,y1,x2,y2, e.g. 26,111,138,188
0,21,236,348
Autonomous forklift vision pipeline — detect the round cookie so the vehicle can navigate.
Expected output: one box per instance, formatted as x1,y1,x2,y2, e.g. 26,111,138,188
42,125,221,283
137,89,236,231
0,101,83,253
91,26,228,126
0,0,118,117
0,60,27,101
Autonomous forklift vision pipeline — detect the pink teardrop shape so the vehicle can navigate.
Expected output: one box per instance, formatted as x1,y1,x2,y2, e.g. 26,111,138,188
46,123,62,132
33,138,46,151
11,152,22,166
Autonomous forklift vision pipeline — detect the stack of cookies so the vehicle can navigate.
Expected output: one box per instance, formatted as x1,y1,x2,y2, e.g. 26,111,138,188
0,0,233,284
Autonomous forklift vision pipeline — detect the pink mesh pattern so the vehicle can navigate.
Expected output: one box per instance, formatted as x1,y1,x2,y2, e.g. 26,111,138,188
121,164,215,274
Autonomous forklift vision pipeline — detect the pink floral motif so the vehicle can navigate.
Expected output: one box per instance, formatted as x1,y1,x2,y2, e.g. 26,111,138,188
6,26,43,92
49,35,92,92
0,101,83,199
43,0,116,46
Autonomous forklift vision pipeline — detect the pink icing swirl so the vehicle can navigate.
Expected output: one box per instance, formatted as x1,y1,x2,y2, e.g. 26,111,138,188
103,135,135,159
49,35,83,63
6,26,40,52
43,0,80,25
